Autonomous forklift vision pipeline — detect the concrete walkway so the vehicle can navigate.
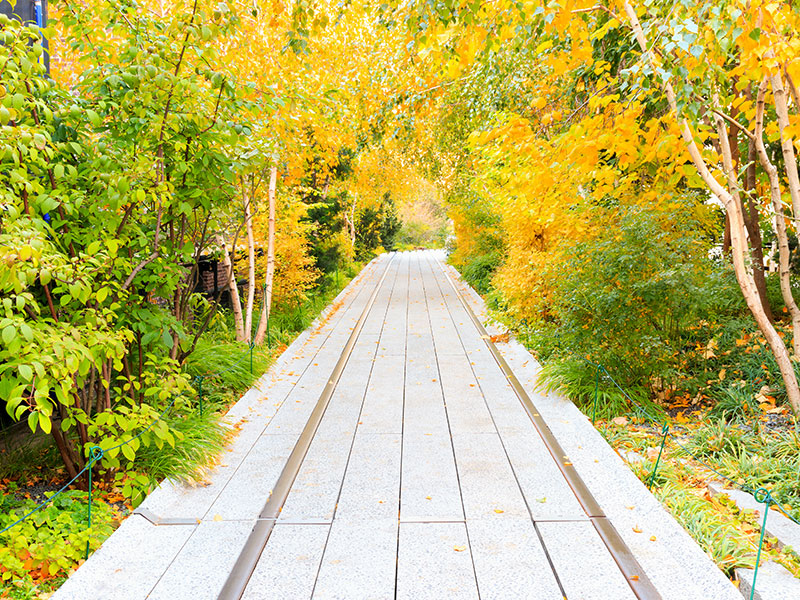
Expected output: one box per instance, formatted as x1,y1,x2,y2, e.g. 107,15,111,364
54,251,741,600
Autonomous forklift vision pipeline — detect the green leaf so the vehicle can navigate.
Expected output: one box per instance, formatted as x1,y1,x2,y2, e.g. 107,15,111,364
18,363,32,381
121,443,136,462
161,328,173,349
2,325,15,345
86,109,102,127
39,415,52,434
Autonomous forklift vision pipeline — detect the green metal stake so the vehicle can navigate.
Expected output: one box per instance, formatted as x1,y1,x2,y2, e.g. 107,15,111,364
249,343,254,374
592,365,600,425
85,446,102,560
751,488,773,600
648,423,669,490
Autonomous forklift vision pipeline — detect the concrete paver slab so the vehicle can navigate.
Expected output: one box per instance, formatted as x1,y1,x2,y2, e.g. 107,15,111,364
400,431,464,522
204,434,297,521
451,432,531,519
53,515,195,600
538,520,637,600
148,520,254,600
334,433,401,522
467,517,563,600
396,522,479,600
312,519,397,600
241,524,329,600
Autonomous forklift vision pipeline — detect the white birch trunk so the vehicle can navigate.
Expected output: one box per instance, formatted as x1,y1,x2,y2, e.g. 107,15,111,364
217,233,246,341
754,79,800,357
254,163,278,346
243,177,256,343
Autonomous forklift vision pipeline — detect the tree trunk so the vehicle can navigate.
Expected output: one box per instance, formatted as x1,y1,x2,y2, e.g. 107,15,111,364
343,196,357,249
254,164,278,346
51,427,79,480
217,233,246,341
622,2,800,416
243,177,256,343
755,78,800,356
771,72,800,221
722,212,731,254
743,138,773,322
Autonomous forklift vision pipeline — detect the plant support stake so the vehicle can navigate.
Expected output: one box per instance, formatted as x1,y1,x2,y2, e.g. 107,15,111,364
85,446,103,560
750,488,773,600
648,423,669,490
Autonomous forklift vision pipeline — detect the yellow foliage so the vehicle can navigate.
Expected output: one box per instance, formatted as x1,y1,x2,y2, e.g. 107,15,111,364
253,193,319,306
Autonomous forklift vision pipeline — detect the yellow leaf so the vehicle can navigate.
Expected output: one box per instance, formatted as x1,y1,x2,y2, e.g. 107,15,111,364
632,526,642,533
454,545,466,552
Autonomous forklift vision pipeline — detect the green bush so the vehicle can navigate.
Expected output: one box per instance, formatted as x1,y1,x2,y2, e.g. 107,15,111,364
459,251,501,295
540,205,742,386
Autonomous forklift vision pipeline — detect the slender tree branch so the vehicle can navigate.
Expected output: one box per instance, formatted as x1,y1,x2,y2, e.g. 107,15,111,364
712,109,755,142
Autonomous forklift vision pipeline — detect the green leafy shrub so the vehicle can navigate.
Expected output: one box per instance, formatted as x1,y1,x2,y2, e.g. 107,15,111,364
539,204,742,387
0,490,115,583
459,251,501,295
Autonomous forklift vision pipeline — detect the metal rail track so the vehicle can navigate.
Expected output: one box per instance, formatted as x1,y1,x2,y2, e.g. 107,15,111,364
217,254,396,600
437,260,662,600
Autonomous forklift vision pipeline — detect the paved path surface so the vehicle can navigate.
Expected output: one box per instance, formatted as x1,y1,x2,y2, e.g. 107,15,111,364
54,251,741,600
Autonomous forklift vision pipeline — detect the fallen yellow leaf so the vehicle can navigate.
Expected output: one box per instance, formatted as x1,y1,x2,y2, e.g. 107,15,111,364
454,545,466,552
213,514,223,522
632,526,642,533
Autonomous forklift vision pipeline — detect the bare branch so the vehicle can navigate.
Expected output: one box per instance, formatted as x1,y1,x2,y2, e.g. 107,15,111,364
712,109,755,142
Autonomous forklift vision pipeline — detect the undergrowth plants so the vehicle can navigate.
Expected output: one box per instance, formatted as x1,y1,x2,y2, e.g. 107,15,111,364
0,489,115,587
605,420,800,578
0,256,365,596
